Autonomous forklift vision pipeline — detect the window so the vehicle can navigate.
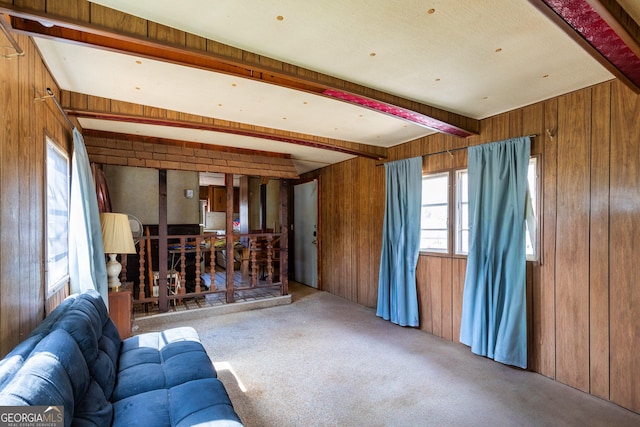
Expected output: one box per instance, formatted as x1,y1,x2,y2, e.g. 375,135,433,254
420,172,449,252
525,157,539,261
422,157,539,260
46,136,70,296
455,169,469,254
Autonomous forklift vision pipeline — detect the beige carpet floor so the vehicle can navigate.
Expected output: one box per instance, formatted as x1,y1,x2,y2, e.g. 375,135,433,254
134,283,640,427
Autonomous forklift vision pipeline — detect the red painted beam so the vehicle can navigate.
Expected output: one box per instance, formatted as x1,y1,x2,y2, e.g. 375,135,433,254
532,0,640,93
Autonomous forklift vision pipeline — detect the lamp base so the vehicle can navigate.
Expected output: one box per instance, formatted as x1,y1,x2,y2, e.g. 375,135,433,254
106,253,122,290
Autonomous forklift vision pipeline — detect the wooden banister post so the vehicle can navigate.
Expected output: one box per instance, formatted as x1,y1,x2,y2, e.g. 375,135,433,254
225,173,235,303
280,179,289,295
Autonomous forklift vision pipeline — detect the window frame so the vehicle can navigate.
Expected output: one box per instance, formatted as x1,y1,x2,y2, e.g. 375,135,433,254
454,169,469,255
420,155,541,262
526,155,541,263
46,135,70,297
419,171,450,253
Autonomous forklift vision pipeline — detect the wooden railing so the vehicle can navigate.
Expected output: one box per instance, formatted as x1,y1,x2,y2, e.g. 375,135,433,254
121,232,287,311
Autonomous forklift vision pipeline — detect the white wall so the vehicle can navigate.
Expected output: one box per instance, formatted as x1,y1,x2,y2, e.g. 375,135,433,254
104,165,199,225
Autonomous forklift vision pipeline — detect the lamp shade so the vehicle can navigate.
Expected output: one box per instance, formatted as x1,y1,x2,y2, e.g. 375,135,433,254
100,213,136,254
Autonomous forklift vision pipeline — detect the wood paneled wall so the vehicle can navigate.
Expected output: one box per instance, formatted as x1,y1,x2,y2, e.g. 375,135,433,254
0,30,72,357
310,80,640,414
303,157,384,307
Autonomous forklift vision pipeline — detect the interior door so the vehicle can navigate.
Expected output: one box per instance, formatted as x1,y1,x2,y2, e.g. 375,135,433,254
293,180,318,288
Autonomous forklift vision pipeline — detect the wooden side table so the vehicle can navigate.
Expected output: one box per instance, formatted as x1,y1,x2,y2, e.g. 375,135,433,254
108,285,132,339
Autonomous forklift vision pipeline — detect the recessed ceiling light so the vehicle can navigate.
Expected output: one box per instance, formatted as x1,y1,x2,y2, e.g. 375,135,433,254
231,83,237,87
276,15,284,21
135,60,142,65
135,86,140,90
483,96,489,100
542,74,549,78
427,8,435,14
495,48,502,53
435,78,441,82
370,52,376,57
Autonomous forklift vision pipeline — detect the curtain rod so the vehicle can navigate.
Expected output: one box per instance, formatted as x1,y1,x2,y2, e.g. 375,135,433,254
376,134,538,166
34,88,76,130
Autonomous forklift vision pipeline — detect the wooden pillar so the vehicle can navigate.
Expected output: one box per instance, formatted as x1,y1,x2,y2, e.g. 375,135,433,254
225,173,235,303
158,170,169,312
260,178,268,230
279,179,289,295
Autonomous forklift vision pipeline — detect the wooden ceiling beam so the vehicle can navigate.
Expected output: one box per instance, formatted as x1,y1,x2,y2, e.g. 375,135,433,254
0,3,479,137
67,109,387,161
83,129,293,159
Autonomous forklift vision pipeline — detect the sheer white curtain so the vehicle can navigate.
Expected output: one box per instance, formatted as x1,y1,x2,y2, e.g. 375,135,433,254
69,128,108,306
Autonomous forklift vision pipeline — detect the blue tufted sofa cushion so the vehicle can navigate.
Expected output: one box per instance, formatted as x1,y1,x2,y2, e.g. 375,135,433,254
112,327,217,401
112,377,242,427
0,290,243,426
0,328,113,427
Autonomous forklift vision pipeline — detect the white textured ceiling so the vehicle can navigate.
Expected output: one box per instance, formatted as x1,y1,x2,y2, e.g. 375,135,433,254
34,0,617,175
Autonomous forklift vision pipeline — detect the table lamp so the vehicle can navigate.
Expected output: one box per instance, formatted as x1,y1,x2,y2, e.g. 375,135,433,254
100,212,136,290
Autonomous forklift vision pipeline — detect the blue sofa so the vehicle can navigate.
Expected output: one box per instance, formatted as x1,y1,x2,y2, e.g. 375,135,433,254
0,290,243,426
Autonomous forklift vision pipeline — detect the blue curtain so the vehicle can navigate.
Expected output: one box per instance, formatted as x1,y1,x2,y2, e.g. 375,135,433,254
376,157,422,327
69,128,108,306
459,137,530,368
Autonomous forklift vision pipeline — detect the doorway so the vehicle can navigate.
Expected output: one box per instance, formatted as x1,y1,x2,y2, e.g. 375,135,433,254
293,180,318,288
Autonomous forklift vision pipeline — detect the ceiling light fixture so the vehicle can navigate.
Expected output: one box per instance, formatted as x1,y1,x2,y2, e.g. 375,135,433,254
323,89,474,137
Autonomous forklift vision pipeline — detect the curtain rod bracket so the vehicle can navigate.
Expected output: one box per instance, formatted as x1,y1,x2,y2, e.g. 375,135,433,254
2,51,24,59
34,95,54,102
546,128,555,141
35,88,76,130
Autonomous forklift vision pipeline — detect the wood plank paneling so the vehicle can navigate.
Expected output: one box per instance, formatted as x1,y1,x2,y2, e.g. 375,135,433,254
0,32,68,357
537,98,558,379
609,80,640,413
555,90,591,392
520,102,544,371
440,257,453,341
416,258,432,333
427,257,442,337
451,258,466,343
0,27,21,357
589,82,611,400
311,80,640,415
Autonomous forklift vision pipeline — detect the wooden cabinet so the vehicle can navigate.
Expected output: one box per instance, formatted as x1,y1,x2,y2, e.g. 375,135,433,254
212,187,226,212
207,186,240,213
108,287,132,339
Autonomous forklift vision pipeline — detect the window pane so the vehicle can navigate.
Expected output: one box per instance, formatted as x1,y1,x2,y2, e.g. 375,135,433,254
421,230,448,251
460,230,469,254
421,205,448,229
46,138,69,295
455,169,469,254
526,158,538,260
420,172,448,252
422,175,448,204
